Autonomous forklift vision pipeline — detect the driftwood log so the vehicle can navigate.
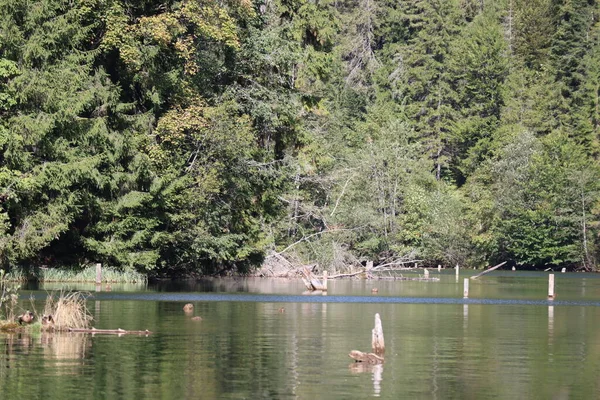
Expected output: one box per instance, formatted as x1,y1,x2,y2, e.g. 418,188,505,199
349,313,385,364
348,350,384,364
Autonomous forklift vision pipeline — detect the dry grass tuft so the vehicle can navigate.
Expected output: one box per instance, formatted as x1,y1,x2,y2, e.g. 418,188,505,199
43,291,93,330
0,322,19,332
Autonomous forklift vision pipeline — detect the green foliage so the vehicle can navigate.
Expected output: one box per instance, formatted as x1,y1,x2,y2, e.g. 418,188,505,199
2,0,600,275
447,10,509,179
474,130,600,268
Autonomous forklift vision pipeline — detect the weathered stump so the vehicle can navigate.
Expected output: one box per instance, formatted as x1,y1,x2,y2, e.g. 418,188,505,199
371,313,384,357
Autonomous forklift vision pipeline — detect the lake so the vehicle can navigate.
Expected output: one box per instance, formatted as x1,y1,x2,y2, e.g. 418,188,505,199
1,270,600,399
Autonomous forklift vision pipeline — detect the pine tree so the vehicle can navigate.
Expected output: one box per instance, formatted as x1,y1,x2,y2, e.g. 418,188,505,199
395,0,464,181
0,0,149,268
446,9,509,180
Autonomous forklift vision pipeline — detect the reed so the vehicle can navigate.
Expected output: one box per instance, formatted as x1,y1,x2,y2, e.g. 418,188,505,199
43,291,93,330
38,266,147,283
0,269,19,322
3,268,27,282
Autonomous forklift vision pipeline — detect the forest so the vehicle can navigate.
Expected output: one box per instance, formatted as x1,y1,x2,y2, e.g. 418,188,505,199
1,0,599,276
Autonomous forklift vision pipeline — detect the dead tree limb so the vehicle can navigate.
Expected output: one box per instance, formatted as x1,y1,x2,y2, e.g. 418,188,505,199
274,228,361,256
470,261,507,280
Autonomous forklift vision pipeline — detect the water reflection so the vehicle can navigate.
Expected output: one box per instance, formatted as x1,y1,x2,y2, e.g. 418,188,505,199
349,362,383,397
302,290,327,295
40,332,90,369
548,305,554,336
1,331,89,375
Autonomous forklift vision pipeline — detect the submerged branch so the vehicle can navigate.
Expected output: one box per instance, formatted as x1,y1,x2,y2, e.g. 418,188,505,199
67,327,152,335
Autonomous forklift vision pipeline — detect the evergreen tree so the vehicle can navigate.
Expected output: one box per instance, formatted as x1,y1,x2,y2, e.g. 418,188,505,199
447,9,509,181
0,0,149,268
395,0,463,181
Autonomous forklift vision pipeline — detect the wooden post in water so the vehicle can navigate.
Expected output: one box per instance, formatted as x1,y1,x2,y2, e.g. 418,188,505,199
372,313,385,357
455,264,459,277
322,270,328,291
96,263,102,284
463,278,469,298
548,274,555,300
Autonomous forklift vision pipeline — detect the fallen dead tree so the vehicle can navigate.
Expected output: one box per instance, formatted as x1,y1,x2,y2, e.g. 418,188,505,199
299,266,327,291
258,251,440,284
470,261,507,280
349,313,385,365
372,275,439,281
328,268,439,281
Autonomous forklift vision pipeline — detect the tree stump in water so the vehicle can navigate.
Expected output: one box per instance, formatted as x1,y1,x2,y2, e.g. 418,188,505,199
371,313,384,356
349,313,385,364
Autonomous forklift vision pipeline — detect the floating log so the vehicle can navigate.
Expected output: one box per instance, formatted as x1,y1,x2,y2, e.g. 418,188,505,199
470,261,507,280
348,350,384,364
350,313,385,364
67,327,152,335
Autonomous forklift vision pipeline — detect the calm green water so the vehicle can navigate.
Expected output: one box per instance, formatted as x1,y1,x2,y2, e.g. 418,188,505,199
1,270,600,399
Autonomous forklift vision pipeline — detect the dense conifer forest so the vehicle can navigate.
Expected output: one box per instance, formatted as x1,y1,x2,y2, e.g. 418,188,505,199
1,0,599,276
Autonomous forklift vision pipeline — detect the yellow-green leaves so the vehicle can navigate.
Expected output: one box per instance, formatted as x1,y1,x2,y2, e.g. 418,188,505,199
102,0,242,75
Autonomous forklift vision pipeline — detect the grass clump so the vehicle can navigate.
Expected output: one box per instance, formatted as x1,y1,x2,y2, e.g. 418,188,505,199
39,266,147,284
43,291,93,330
0,322,19,332
0,269,19,324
